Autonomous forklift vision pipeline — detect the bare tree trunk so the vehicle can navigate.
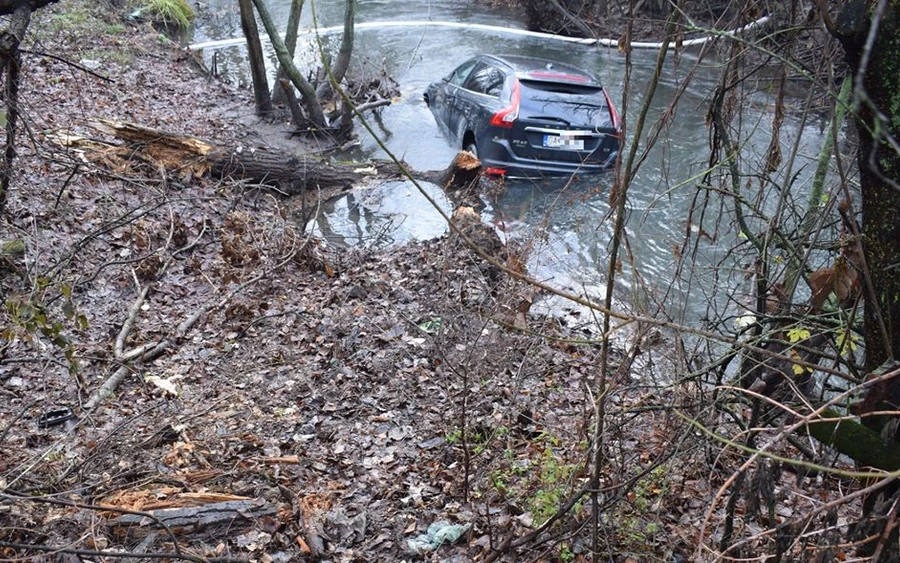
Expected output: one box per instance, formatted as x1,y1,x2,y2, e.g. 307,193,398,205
316,0,355,98
77,120,478,199
251,0,327,128
832,0,900,420
830,0,900,558
0,3,31,213
238,0,272,116
271,0,304,107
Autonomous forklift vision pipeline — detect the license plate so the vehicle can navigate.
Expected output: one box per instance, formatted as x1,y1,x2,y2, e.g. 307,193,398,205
543,134,584,151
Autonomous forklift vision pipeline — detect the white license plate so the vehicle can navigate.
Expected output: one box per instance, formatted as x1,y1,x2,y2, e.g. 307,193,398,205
543,134,584,151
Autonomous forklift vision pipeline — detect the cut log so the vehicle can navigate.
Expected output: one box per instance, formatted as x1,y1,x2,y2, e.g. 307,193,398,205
424,150,483,191
79,120,363,202
108,498,278,541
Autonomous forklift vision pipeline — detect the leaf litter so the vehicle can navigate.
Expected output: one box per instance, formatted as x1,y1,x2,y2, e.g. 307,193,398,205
0,2,865,562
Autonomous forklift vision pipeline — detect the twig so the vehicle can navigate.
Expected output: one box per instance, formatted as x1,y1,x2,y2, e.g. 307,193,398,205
115,283,150,360
544,0,596,38
0,541,246,563
0,400,35,444
84,222,310,410
53,401,164,484
354,98,391,113
484,482,593,563
870,495,900,562
20,48,114,82
0,490,185,557
53,163,80,209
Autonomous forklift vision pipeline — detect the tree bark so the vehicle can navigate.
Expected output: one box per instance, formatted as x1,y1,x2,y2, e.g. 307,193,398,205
271,0,304,108
85,120,361,196
835,1,900,410
211,145,361,195
251,0,327,128
316,0,355,98
0,3,31,214
68,120,482,200
833,1,900,556
109,498,277,541
237,0,272,117
804,402,900,471
424,150,482,191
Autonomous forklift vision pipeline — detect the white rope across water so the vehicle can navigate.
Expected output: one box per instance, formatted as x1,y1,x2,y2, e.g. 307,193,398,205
188,16,771,52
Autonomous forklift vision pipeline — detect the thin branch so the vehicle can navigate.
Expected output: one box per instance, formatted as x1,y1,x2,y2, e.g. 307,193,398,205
0,401,35,444
0,541,246,563
19,48,113,82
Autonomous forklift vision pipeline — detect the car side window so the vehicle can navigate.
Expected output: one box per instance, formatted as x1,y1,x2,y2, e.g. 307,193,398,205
447,59,479,87
465,64,505,97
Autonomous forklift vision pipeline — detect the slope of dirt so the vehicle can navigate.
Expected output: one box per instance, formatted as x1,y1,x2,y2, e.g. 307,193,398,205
0,2,861,562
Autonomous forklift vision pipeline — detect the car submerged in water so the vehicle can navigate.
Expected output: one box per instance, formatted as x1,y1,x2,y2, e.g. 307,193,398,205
424,54,621,179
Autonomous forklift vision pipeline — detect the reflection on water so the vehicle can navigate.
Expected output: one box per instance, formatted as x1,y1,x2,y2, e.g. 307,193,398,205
311,180,452,248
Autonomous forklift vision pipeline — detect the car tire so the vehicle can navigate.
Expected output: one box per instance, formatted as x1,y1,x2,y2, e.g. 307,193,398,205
465,142,477,157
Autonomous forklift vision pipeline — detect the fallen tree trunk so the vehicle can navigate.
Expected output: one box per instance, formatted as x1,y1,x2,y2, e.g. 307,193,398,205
88,120,363,196
73,120,483,204
211,144,363,195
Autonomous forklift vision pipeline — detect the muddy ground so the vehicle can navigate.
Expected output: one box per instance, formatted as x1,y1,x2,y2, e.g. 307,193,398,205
0,2,859,562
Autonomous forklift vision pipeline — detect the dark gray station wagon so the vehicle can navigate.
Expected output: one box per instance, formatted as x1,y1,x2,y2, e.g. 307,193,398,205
424,54,621,179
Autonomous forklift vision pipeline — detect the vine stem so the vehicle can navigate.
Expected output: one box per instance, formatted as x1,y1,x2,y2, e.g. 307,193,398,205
591,3,680,560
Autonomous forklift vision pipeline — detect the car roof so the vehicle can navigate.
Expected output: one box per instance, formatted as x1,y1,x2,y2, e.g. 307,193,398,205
482,54,602,87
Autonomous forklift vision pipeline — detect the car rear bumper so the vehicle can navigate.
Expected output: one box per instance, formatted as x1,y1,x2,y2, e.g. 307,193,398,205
480,138,618,179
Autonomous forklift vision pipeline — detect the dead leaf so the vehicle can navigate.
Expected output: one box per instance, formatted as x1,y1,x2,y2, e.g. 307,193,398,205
261,455,300,464
808,266,834,312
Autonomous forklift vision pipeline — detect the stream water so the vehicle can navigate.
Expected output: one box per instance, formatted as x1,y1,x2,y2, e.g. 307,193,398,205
192,1,837,324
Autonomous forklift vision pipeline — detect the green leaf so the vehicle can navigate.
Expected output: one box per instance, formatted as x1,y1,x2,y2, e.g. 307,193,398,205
789,349,812,376
837,327,859,355
62,299,76,320
786,327,811,343
418,318,443,334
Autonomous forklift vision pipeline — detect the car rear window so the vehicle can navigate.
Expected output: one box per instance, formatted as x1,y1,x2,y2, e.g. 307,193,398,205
520,80,604,96
518,81,612,128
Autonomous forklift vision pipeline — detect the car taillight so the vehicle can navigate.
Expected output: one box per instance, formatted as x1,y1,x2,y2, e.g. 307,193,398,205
484,167,507,176
490,80,520,128
602,87,621,136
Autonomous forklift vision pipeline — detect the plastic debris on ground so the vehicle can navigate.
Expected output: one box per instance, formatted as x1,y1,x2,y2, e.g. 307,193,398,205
407,521,471,554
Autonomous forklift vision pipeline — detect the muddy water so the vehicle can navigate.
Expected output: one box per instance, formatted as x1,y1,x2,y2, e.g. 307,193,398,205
192,1,834,322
